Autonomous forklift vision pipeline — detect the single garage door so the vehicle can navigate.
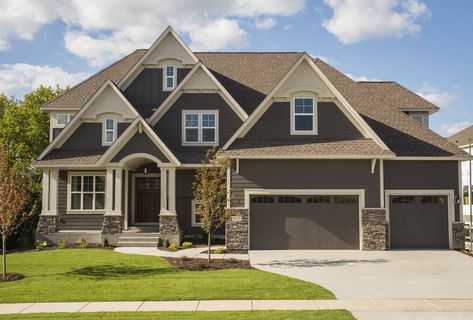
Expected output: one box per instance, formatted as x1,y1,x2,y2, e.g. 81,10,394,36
389,195,449,249
250,195,359,250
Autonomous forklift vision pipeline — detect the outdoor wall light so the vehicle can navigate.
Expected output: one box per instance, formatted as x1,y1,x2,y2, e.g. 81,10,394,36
454,196,461,205
143,167,148,175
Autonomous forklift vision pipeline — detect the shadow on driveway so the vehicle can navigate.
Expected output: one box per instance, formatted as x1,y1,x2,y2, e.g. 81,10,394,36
255,258,388,268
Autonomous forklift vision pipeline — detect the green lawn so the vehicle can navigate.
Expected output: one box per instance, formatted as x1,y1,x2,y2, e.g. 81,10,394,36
0,249,334,302
0,310,355,320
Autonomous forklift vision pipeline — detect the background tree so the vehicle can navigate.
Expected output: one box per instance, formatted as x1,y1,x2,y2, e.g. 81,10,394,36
0,85,66,249
0,148,34,277
193,148,233,262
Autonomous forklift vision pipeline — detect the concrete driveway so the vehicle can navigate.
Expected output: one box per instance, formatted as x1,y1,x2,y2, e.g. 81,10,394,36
249,250,473,299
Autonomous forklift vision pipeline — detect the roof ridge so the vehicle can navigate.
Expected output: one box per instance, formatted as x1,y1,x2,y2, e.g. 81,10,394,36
42,49,144,109
357,81,395,83
194,51,303,54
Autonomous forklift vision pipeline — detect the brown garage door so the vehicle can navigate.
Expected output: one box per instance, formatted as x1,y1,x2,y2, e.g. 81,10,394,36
389,195,449,249
249,195,359,250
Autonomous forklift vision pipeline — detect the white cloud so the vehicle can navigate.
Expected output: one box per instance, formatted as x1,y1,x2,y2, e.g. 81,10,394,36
309,54,336,65
0,0,306,66
0,63,89,97
345,73,381,82
322,0,430,44
416,83,456,108
283,24,293,31
254,17,277,30
442,122,473,136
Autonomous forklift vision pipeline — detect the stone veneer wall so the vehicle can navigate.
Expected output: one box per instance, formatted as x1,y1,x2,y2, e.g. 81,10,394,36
159,215,182,243
362,208,387,250
37,216,59,234
452,221,465,249
225,208,248,251
101,216,122,234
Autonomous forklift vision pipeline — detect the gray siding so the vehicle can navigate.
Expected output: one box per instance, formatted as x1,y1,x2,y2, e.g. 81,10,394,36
57,170,104,230
231,159,380,208
61,123,129,151
111,132,170,163
154,93,243,163
384,160,460,220
245,102,364,140
124,68,191,117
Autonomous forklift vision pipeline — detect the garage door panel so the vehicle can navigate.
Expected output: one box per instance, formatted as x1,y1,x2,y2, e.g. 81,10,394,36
250,195,359,250
389,195,449,249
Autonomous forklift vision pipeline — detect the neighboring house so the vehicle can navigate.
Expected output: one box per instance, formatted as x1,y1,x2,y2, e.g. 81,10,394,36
34,26,468,250
448,125,473,223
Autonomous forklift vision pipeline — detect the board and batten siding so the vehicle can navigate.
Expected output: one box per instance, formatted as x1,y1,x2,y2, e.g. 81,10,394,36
111,132,170,163
244,101,364,141
384,160,460,220
57,170,105,231
60,123,129,151
231,159,380,208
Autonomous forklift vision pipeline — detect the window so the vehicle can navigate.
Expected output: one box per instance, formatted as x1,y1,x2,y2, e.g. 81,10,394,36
307,196,331,204
57,114,74,126
333,196,358,204
291,98,317,134
164,65,175,90
103,118,116,145
251,196,275,204
411,114,425,125
421,196,445,204
183,111,218,145
278,196,302,204
391,196,415,204
191,200,202,226
69,175,105,211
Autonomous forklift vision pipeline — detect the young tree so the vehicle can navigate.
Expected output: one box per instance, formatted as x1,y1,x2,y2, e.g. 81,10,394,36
0,148,33,277
193,148,233,262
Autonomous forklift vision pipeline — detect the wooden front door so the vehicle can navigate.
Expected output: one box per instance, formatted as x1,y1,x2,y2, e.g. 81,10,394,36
135,176,160,224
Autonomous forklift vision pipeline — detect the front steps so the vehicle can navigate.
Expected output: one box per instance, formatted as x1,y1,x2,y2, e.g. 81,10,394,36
117,228,160,247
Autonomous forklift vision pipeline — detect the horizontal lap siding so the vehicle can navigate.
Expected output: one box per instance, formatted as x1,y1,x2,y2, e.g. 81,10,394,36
231,159,380,208
384,160,460,220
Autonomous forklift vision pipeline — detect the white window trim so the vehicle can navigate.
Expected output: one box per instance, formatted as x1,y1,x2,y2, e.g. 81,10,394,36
182,110,219,146
66,172,106,214
411,114,425,125
50,113,75,141
191,199,202,227
102,118,117,146
56,113,75,126
290,97,318,135
163,65,176,91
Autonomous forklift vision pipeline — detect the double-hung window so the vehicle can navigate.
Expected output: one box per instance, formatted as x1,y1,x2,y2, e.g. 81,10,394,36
191,200,202,227
57,114,74,126
164,65,175,90
69,174,105,211
103,118,116,145
291,98,317,135
183,111,218,145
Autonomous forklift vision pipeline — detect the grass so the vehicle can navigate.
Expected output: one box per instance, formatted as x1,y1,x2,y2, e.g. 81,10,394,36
0,249,334,302
0,310,355,320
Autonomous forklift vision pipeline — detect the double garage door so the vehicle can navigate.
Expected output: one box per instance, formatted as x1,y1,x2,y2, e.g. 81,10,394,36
249,193,450,250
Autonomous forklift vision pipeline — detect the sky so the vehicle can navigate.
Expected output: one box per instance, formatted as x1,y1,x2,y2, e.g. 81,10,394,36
0,0,472,137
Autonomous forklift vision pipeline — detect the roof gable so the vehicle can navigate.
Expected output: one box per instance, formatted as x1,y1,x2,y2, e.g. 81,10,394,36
148,62,249,125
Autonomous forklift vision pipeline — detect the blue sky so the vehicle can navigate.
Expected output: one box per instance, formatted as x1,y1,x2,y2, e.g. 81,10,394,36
0,0,471,136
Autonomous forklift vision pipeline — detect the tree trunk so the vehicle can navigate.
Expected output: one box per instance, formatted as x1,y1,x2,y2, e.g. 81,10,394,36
207,230,211,262
2,235,6,277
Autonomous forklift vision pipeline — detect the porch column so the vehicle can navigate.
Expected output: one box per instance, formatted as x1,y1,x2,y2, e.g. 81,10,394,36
105,168,114,214
114,168,122,214
160,168,168,213
37,169,59,234
102,167,123,235
168,168,176,214
159,167,181,244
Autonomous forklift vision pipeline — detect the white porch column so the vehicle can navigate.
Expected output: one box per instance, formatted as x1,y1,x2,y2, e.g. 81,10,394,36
114,168,123,215
160,168,168,214
41,170,50,215
105,167,114,215
124,169,129,229
168,168,176,214
41,169,58,216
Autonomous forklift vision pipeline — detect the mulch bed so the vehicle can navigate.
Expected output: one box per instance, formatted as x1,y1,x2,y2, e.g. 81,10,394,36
0,273,25,282
164,257,252,271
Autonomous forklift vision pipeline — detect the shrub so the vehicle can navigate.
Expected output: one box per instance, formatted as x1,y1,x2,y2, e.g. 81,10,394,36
76,238,88,249
162,239,170,248
182,241,193,248
103,238,109,247
58,240,68,249
214,247,225,254
35,240,47,251
169,243,179,252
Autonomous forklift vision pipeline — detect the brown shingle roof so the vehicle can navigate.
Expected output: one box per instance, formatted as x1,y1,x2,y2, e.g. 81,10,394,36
224,139,394,158
357,81,439,112
33,150,104,165
42,49,146,110
314,59,467,157
448,125,473,147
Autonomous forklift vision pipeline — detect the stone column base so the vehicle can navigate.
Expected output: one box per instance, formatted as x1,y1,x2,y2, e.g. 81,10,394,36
225,208,248,251
36,216,59,234
159,215,182,244
101,215,122,234
362,208,387,250
452,222,465,249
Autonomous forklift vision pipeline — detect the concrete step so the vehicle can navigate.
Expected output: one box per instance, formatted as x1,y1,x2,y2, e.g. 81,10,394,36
118,237,160,242
117,241,158,247
120,233,160,237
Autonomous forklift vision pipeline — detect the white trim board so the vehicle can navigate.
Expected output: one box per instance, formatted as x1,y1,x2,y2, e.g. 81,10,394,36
384,189,455,249
243,188,366,250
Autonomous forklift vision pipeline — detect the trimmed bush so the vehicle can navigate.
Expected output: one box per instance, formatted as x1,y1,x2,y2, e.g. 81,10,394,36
169,243,179,252
213,247,225,254
76,238,88,249
182,241,193,248
162,239,170,248
58,240,68,249
35,240,47,251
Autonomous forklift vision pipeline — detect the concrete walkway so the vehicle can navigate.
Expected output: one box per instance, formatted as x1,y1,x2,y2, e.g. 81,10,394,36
2,299,473,317
114,246,249,260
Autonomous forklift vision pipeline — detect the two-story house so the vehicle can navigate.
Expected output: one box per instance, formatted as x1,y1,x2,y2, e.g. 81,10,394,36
34,26,468,250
